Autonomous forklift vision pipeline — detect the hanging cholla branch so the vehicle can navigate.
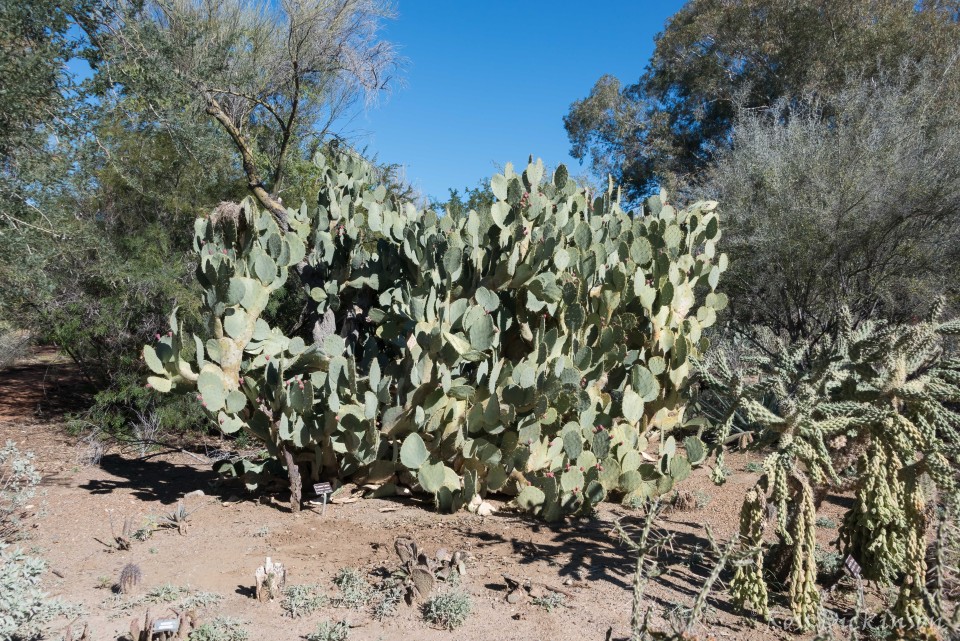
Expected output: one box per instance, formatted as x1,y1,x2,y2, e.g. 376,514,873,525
787,475,820,631
730,484,769,619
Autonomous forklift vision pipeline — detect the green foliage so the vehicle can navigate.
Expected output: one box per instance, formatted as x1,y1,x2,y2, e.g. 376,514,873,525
531,591,565,612
144,151,725,519
422,590,471,631
332,568,372,610
371,582,404,621
0,0,97,157
306,620,349,641
281,584,328,618
0,329,30,371
815,545,843,577
565,0,960,198
188,617,249,641
429,182,495,221
707,302,960,630
0,441,41,543
0,439,79,640
707,65,960,340
0,544,80,641
142,584,188,603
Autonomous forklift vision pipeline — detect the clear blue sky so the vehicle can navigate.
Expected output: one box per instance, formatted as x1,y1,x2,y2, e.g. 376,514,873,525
355,1,685,201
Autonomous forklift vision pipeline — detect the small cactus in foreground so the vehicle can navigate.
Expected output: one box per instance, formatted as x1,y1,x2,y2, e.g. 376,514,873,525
254,557,286,602
118,563,142,595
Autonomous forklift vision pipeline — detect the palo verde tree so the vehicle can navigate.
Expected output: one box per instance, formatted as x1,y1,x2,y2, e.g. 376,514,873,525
143,151,726,516
96,0,400,352
97,0,398,220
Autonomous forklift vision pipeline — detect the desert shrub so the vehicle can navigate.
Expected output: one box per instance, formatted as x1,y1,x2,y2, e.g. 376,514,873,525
306,619,349,641
705,63,960,341
0,329,30,371
143,151,726,519
332,568,371,610
422,590,471,630
371,581,404,621
532,591,565,612
0,441,40,543
0,441,81,639
0,544,79,641
280,584,327,618
189,617,249,641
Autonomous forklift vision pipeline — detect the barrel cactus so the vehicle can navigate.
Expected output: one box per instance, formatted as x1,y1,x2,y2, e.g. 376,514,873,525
143,151,726,518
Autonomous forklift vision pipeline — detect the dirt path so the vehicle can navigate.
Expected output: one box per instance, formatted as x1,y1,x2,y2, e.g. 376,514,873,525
0,348,92,421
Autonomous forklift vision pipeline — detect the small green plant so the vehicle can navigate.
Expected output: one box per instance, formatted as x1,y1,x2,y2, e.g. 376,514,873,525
182,591,224,610
815,516,837,529
306,619,349,641
687,543,706,569
253,526,269,538
333,568,371,610
371,582,405,621
422,590,471,630
158,501,194,535
189,617,249,641
1,440,41,542
143,583,188,603
693,490,712,509
233,431,252,450
281,584,327,618
532,591,565,612
0,543,81,640
744,461,764,473
132,524,154,541
96,575,112,590
815,545,843,578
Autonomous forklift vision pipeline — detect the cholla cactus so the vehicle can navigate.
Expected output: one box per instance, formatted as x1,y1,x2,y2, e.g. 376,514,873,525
706,303,960,631
143,152,726,518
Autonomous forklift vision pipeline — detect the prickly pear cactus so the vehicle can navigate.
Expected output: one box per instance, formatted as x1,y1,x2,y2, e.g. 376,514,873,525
706,303,960,631
144,152,726,519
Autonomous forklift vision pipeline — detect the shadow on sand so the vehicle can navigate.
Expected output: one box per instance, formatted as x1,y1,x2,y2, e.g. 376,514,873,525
79,453,219,505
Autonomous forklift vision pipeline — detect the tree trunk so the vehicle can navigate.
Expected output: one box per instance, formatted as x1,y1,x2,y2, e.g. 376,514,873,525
282,445,302,513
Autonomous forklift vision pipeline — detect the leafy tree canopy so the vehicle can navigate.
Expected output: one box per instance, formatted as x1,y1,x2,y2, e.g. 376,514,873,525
565,0,960,199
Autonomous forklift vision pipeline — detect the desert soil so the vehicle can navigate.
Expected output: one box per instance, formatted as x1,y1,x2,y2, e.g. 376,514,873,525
0,352,856,641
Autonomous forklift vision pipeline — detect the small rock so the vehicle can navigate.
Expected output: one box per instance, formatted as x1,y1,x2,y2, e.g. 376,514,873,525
185,490,205,498
476,501,496,517
506,589,525,604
